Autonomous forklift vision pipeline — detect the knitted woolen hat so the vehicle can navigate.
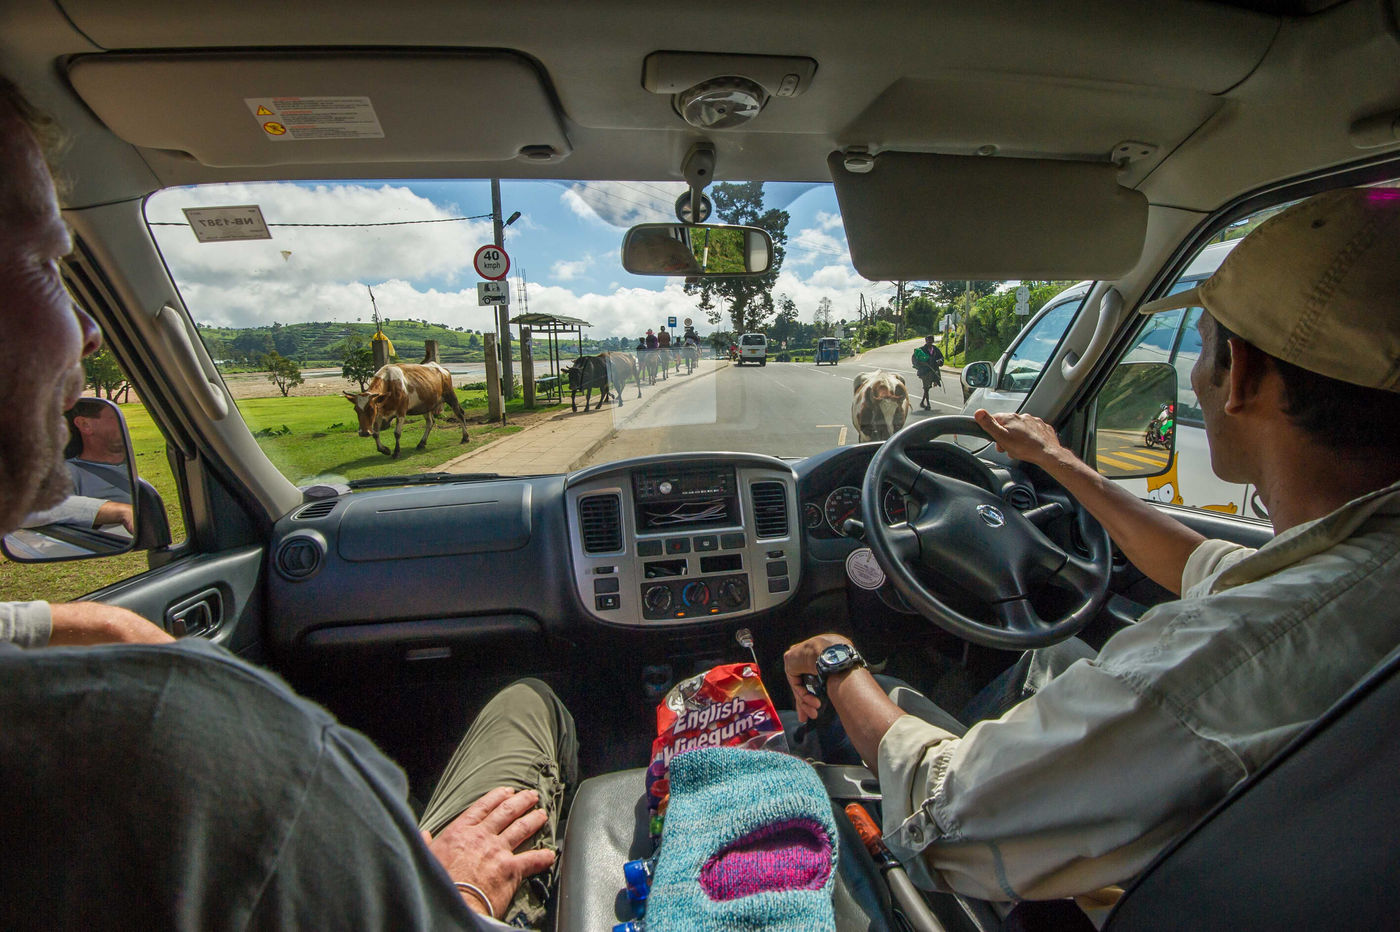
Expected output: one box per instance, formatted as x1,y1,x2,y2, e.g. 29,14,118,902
646,747,837,931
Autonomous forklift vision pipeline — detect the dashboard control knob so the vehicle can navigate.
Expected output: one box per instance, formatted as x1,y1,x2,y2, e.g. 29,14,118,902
643,585,673,614
681,581,711,607
717,578,748,608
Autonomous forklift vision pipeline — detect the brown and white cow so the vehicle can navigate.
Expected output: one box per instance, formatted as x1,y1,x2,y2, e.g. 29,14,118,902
343,361,469,458
851,369,911,442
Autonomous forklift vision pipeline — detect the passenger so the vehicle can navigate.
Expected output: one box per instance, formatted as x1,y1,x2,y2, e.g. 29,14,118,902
22,398,134,533
784,188,1400,902
0,73,572,930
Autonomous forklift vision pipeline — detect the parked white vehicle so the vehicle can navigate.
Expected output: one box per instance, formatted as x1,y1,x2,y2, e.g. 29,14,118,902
737,332,768,366
959,241,1265,518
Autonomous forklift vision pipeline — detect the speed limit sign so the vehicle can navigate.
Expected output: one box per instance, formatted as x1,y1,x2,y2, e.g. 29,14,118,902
474,244,511,281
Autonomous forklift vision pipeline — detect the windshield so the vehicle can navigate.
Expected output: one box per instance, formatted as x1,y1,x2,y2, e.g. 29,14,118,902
146,179,1053,484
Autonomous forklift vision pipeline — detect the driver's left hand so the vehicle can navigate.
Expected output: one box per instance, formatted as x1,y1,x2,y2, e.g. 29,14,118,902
784,633,856,723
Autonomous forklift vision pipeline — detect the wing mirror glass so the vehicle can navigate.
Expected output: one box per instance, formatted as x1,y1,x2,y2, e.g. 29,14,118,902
1093,361,1177,480
963,360,994,389
2,397,170,562
621,223,773,276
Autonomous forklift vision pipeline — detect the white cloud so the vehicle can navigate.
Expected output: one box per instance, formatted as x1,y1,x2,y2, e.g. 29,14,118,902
147,183,493,295
550,256,594,281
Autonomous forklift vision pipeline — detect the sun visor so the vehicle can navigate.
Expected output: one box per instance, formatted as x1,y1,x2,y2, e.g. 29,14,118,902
829,151,1146,280
67,51,571,168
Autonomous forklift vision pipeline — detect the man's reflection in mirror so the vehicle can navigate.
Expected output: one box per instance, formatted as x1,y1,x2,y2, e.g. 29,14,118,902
22,399,132,534
630,227,703,275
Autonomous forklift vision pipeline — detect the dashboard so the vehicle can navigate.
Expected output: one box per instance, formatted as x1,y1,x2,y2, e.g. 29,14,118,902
263,442,1039,656
565,454,800,627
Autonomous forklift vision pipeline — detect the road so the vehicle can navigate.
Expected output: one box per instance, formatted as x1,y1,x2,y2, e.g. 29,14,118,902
579,340,967,466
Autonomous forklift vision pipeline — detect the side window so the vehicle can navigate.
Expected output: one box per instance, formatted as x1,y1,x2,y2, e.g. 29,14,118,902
0,318,187,604
1100,248,1253,516
1000,297,1082,391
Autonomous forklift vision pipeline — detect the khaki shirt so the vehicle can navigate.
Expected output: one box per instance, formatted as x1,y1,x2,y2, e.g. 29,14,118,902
877,480,1400,901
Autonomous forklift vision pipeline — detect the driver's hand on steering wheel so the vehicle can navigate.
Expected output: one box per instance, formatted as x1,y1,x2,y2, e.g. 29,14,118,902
784,634,855,723
973,409,1072,470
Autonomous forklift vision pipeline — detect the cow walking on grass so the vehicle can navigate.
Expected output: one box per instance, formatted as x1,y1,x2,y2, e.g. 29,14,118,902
343,360,469,458
851,370,911,442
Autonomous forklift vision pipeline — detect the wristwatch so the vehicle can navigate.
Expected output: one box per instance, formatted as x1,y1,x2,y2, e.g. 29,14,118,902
814,642,866,681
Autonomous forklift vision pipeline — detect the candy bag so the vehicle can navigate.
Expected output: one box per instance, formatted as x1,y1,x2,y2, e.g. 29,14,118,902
645,662,787,818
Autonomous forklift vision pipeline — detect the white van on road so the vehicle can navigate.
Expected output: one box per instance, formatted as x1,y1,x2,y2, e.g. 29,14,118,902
737,333,768,366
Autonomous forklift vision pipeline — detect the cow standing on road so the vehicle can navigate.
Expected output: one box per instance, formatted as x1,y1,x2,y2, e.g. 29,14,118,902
343,360,469,458
851,370,911,442
567,352,643,411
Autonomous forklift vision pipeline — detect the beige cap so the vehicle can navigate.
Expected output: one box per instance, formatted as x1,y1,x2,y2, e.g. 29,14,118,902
1139,187,1400,392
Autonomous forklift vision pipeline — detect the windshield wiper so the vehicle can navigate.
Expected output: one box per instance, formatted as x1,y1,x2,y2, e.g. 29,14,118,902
347,472,501,489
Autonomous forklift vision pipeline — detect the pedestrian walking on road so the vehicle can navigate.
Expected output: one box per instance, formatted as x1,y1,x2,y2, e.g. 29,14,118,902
912,335,945,410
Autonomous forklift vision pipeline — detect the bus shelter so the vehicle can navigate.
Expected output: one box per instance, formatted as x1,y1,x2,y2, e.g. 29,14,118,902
510,312,590,404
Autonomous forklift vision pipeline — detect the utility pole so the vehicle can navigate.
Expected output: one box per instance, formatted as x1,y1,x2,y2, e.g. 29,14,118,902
963,279,972,358
492,178,514,398
895,280,906,338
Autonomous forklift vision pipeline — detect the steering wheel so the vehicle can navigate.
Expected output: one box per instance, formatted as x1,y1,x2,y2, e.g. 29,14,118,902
862,416,1111,649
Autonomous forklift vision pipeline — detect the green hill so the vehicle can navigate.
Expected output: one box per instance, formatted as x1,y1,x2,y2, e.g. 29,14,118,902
195,318,646,369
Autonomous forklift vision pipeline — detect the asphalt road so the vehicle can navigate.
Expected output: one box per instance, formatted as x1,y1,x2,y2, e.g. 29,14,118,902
580,340,966,466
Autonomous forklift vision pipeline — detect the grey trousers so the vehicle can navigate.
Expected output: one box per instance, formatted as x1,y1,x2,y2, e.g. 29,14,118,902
418,679,578,928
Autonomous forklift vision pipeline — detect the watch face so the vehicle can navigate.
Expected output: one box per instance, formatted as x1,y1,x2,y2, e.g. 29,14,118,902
817,643,851,663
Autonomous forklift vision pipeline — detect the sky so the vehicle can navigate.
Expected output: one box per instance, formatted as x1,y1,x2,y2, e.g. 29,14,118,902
146,179,901,339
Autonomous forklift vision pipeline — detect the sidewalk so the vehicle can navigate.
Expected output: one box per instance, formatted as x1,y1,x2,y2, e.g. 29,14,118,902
437,358,729,475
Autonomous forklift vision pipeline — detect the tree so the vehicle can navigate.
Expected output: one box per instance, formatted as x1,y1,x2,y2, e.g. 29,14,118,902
813,296,835,335
232,331,274,365
263,351,304,397
770,294,800,346
685,182,789,333
341,345,377,391
82,345,129,400
922,280,999,304
905,295,937,335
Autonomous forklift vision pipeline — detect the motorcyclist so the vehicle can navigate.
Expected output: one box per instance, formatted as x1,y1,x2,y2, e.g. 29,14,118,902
911,335,945,410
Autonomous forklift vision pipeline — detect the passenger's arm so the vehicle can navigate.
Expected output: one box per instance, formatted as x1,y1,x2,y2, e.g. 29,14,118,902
421,787,555,919
48,602,174,645
974,409,1204,594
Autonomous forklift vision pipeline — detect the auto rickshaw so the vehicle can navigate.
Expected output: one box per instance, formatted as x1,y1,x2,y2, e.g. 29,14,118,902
816,337,840,366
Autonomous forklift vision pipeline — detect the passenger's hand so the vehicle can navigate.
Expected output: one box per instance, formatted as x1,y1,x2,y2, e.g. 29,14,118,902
784,634,855,723
423,787,554,919
93,501,134,534
48,601,175,645
973,409,1068,468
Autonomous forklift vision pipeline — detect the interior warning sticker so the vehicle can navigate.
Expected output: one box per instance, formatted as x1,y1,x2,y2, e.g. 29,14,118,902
244,96,384,141
845,547,887,590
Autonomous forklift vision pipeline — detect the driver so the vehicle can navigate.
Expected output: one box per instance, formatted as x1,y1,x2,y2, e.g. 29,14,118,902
784,187,1400,902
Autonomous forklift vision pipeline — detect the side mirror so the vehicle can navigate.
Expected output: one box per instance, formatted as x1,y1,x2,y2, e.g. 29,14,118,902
963,360,993,389
2,397,166,562
1093,362,1177,479
621,223,773,276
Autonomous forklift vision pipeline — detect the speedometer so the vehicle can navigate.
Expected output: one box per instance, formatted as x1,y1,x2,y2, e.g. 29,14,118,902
823,486,862,536
882,483,908,524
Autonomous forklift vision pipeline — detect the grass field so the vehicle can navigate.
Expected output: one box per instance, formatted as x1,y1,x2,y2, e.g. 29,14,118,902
0,390,547,604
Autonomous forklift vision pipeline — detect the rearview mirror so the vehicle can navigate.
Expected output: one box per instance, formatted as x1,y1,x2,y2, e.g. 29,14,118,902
621,223,773,276
2,397,168,562
1093,362,1177,479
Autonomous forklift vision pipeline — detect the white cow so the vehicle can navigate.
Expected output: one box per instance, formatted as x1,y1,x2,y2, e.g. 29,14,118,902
851,370,911,442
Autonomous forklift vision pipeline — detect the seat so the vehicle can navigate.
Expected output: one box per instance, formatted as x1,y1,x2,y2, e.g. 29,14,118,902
1104,645,1400,929
554,766,901,931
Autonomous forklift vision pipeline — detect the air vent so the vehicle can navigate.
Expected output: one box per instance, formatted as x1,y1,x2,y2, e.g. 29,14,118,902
578,494,623,554
1005,485,1038,511
293,500,338,520
750,482,789,539
275,534,325,581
